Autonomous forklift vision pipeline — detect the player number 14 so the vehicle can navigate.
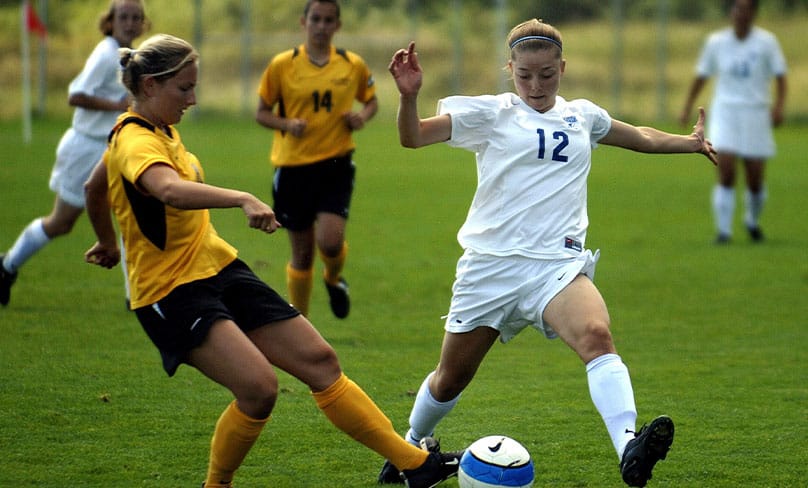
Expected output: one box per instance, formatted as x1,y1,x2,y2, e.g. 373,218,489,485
312,90,333,112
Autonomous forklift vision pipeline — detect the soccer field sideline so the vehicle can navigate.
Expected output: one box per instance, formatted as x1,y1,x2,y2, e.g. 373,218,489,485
0,116,805,486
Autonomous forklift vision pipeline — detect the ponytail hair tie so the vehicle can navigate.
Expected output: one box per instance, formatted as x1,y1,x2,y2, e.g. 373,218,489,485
119,48,138,69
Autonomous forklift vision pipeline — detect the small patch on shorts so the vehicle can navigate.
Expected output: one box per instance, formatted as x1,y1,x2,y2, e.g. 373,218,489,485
564,236,583,252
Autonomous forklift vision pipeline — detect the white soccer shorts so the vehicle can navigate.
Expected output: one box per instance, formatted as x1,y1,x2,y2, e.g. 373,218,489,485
444,248,600,342
49,128,108,207
708,102,775,159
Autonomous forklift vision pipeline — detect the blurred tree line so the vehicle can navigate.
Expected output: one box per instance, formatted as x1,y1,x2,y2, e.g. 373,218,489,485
345,0,808,23
4,0,808,28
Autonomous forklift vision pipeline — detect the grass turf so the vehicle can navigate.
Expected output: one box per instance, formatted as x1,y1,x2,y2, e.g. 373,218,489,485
0,115,806,487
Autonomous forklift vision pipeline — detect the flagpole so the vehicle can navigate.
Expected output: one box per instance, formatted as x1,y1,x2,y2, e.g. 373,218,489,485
22,0,32,144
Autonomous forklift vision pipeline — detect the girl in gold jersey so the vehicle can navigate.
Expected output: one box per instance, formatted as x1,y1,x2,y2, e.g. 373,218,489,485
256,0,378,319
83,33,459,488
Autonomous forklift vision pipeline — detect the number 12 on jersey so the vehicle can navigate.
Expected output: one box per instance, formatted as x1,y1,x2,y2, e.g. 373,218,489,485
536,128,569,162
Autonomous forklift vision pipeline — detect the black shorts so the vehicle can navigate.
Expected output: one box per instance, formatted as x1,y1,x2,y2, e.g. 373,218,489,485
272,152,355,231
134,259,299,376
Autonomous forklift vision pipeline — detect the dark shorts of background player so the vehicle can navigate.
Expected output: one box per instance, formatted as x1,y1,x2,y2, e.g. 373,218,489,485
272,152,355,231
134,258,300,376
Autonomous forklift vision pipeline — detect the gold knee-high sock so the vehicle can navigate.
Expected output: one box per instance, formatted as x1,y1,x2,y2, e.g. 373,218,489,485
205,401,268,487
313,373,427,471
320,242,347,286
286,263,313,316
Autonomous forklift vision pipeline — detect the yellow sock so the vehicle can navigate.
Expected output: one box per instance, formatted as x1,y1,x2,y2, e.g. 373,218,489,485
320,242,347,286
286,263,313,316
312,373,427,471
205,401,268,487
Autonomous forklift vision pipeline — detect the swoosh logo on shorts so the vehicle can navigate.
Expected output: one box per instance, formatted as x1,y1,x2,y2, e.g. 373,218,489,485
190,317,202,331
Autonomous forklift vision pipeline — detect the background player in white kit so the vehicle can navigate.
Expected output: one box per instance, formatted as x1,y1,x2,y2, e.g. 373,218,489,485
381,18,718,488
0,0,147,307
680,0,788,244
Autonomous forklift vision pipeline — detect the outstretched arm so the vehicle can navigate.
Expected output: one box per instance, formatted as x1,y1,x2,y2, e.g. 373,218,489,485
388,42,451,148
138,164,282,234
600,107,717,165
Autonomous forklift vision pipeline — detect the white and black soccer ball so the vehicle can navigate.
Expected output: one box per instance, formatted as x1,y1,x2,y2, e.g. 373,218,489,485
458,435,535,488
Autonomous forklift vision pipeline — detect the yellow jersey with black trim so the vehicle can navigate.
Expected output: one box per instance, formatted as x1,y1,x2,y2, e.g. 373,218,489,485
257,44,376,167
103,112,238,309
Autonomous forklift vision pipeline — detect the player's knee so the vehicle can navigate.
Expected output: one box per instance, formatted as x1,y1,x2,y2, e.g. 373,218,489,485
431,370,470,402
577,319,614,359
42,217,77,237
237,377,279,419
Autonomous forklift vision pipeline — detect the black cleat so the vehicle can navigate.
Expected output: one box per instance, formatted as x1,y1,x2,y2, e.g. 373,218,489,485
746,225,764,242
620,415,675,487
400,449,463,488
0,254,18,307
379,437,442,485
325,277,350,319
378,460,406,485
714,233,731,245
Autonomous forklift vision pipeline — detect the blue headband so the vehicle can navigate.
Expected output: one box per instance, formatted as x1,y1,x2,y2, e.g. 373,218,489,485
509,35,562,51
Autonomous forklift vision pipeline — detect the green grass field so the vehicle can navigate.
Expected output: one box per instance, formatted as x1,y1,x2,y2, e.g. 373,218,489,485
1,115,806,487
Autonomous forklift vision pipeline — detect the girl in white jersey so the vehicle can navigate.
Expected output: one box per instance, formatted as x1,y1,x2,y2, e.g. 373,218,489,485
0,0,147,307
380,19,718,488
680,0,788,244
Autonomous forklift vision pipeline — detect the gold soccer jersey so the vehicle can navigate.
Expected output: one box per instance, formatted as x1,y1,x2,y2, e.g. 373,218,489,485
103,113,237,308
258,44,376,167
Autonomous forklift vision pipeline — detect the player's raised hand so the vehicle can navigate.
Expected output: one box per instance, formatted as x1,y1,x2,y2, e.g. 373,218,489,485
389,42,422,96
692,107,718,165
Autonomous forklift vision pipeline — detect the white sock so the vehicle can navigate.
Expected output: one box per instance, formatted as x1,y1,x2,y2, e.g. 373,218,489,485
744,187,767,229
586,353,637,459
712,185,735,236
405,372,461,445
4,218,50,273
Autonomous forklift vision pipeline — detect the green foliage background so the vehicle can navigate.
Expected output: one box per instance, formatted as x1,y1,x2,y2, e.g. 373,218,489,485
1,0,806,122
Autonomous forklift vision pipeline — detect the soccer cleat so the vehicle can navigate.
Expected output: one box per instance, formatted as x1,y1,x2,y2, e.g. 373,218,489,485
0,254,18,307
620,415,675,487
400,437,464,488
325,277,350,319
379,437,443,484
746,225,764,242
714,233,731,245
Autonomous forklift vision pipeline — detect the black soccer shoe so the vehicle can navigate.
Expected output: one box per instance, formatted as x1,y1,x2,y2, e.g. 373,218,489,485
620,415,675,487
325,277,350,319
0,254,18,306
400,449,463,488
714,233,731,245
378,437,442,485
747,225,764,242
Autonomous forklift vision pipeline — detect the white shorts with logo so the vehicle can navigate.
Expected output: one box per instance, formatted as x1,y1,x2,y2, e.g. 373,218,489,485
708,102,775,159
49,128,108,207
444,248,600,342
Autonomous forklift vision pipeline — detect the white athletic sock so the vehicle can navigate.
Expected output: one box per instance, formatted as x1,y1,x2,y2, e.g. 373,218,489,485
712,185,735,237
4,218,50,273
586,353,637,459
404,372,461,445
744,187,767,229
